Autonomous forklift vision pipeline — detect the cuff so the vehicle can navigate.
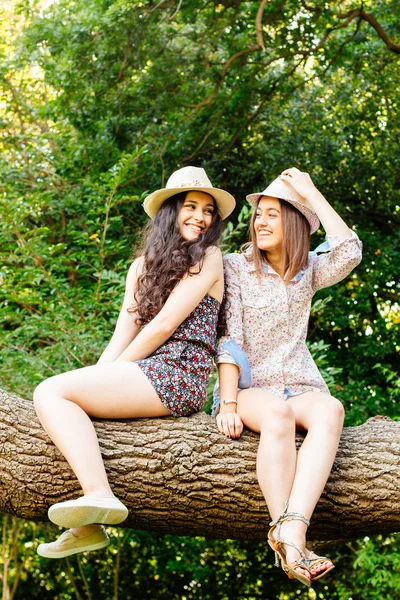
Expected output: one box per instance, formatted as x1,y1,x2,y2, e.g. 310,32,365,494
314,229,361,254
213,340,252,416
217,340,252,389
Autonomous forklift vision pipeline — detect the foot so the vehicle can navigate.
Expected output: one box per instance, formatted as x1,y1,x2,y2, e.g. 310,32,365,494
307,550,335,580
37,526,110,559
48,494,129,528
277,521,310,583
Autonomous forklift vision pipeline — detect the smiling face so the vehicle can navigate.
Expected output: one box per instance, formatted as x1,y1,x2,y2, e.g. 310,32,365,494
177,191,215,241
254,196,283,253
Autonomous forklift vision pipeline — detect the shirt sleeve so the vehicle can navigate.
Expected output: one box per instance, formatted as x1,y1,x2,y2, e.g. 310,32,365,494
217,255,245,368
311,229,363,293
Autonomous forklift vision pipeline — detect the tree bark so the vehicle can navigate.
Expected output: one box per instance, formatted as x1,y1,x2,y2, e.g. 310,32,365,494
0,387,399,541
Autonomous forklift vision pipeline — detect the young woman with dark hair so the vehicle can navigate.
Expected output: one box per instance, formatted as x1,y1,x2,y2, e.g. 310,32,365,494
34,166,235,559
215,167,362,587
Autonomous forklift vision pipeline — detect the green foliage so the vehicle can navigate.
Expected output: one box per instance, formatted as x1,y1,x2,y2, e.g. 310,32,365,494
3,514,398,600
1,1,399,598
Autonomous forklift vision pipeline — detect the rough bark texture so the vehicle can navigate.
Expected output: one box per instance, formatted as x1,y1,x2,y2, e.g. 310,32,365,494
0,387,399,541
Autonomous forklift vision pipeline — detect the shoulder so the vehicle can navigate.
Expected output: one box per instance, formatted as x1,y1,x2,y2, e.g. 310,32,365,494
203,246,223,267
223,252,247,271
126,257,145,288
128,256,144,276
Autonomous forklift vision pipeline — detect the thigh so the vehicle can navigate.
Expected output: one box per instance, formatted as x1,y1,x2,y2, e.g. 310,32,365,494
38,363,171,419
237,387,294,433
287,392,344,431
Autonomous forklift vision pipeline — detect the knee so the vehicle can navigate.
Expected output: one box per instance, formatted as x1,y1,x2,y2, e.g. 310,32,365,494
33,377,59,416
319,395,345,433
260,402,295,437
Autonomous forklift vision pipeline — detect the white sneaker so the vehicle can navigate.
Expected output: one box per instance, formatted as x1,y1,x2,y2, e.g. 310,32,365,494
48,495,129,528
37,526,110,559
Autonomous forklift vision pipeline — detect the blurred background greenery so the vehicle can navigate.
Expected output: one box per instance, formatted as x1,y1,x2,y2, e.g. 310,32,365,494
1,1,399,598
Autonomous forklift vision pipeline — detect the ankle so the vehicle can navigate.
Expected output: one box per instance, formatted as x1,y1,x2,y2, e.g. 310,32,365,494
82,487,114,498
280,520,307,541
71,524,102,537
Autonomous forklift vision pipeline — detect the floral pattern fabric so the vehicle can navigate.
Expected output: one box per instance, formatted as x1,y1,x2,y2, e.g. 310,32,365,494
136,294,219,417
216,231,362,403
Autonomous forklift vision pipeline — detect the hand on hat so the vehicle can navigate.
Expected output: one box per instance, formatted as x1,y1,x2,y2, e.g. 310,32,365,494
280,167,318,202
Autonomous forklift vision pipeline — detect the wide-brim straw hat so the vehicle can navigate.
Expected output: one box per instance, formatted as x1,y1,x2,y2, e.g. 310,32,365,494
246,176,320,234
143,166,236,220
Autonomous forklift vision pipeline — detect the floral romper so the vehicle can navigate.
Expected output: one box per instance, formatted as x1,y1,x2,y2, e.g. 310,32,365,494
136,294,220,417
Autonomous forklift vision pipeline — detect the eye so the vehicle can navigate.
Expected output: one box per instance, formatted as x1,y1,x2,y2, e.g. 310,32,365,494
184,203,196,209
205,208,214,214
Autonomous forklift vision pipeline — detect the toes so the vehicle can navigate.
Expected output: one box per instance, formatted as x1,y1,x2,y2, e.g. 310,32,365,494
296,568,310,579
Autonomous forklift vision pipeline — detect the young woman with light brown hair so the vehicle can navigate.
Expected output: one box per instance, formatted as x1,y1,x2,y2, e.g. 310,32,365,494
215,167,362,587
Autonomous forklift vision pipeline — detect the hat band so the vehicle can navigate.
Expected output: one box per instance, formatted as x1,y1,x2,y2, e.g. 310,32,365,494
170,179,210,189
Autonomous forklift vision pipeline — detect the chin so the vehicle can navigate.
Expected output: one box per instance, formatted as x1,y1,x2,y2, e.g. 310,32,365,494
257,239,272,250
182,233,201,241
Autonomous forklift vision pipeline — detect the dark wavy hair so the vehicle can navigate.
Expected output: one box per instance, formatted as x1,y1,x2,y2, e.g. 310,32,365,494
130,192,224,325
244,196,310,283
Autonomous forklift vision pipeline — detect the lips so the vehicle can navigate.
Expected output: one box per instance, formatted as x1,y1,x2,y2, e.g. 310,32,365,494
185,223,204,233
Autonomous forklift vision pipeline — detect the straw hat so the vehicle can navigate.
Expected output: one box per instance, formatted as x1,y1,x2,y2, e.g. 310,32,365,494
143,166,236,220
246,176,320,234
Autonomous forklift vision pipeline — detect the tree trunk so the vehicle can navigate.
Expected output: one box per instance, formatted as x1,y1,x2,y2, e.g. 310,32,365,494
0,387,399,541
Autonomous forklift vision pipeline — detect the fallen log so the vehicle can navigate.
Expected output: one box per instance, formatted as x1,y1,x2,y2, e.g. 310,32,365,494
0,387,399,540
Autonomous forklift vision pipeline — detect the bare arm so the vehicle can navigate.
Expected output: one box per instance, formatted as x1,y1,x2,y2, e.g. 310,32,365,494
97,259,142,363
216,363,243,439
218,363,240,403
116,247,224,362
280,168,352,238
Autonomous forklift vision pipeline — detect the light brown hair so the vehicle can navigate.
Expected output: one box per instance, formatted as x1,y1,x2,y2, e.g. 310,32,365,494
245,197,310,283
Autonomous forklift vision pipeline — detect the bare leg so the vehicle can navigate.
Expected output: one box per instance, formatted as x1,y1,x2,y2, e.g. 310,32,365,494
237,389,343,580
237,389,309,579
280,392,344,577
236,389,297,523
33,363,170,498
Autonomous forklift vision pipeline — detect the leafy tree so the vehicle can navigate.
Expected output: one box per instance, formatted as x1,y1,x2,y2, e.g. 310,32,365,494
1,1,399,598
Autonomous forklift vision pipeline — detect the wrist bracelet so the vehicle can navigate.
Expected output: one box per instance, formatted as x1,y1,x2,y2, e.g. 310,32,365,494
222,399,238,405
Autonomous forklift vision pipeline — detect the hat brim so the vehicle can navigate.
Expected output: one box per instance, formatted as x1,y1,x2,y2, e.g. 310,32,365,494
143,186,236,220
246,192,320,234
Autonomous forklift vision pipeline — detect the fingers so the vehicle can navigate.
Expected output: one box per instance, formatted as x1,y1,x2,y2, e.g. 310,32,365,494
281,167,300,177
234,413,244,437
216,412,243,438
280,167,304,179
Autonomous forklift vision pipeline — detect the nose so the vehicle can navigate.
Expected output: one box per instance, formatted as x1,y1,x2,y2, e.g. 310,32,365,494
193,207,205,222
257,213,268,226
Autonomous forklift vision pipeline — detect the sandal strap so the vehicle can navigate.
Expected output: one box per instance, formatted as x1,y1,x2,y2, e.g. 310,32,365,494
308,552,329,563
269,501,310,528
269,500,289,527
284,559,311,574
279,511,310,528
278,538,310,567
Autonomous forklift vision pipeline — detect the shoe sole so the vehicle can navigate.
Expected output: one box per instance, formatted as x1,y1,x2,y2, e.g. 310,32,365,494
37,538,110,559
268,539,311,587
285,565,311,587
48,502,128,529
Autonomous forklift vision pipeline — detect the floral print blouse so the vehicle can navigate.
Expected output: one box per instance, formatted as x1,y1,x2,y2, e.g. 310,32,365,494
214,231,362,413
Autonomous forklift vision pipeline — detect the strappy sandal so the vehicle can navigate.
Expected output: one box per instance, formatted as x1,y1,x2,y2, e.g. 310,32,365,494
267,500,311,588
308,551,335,581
